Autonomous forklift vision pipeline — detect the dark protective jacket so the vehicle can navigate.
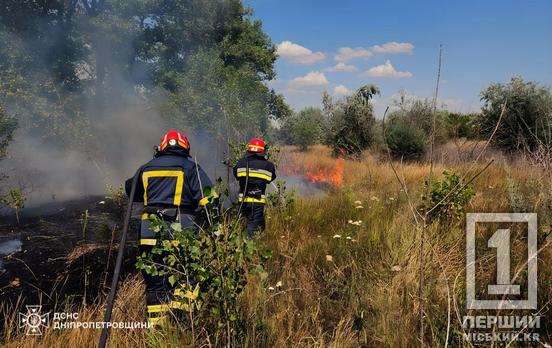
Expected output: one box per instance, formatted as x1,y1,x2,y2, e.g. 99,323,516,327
233,153,276,204
125,148,212,212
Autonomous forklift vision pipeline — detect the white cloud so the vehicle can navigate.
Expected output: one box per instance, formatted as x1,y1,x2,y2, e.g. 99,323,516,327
288,71,329,90
323,62,358,73
362,60,413,78
370,42,414,54
334,47,372,62
277,41,325,64
335,42,414,62
333,85,351,95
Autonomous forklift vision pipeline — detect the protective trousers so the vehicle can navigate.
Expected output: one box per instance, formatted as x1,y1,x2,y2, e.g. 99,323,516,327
244,202,265,238
139,213,196,326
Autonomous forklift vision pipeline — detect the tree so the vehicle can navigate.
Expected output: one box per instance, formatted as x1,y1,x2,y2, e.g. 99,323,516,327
385,118,427,160
0,104,17,161
391,91,448,143
480,76,552,152
0,0,279,153
283,107,326,150
445,112,478,139
325,85,380,156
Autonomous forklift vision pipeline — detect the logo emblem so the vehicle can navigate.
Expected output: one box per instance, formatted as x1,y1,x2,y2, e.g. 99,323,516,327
19,305,50,335
466,213,537,310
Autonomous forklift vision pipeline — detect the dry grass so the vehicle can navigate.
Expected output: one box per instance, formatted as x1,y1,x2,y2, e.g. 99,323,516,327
3,144,552,347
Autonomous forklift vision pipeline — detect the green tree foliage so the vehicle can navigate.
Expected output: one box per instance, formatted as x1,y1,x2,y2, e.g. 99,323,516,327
391,91,448,143
0,0,281,151
283,107,326,150
480,76,552,152
324,85,380,156
0,105,16,160
385,119,427,160
444,112,478,139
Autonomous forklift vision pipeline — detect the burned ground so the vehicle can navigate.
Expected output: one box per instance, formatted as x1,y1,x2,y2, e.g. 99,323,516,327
0,196,141,333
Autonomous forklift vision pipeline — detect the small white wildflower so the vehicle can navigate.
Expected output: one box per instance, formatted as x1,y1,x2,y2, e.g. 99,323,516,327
391,265,401,272
275,281,283,288
388,197,395,201
354,200,362,205
346,236,352,240
325,255,333,262
99,201,106,204
488,185,494,189
333,234,342,239
268,286,275,290
351,239,357,242
355,205,364,209
348,220,353,223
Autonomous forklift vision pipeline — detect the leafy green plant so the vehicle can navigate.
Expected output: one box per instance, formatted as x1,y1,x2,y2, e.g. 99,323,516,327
135,183,271,345
421,170,475,223
385,120,427,160
266,180,295,221
105,184,126,214
1,187,26,224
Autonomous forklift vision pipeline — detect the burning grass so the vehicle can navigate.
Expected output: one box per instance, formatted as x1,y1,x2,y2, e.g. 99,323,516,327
2,145,552,346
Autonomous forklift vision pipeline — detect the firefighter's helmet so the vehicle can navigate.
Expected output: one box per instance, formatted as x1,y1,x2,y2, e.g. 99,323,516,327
159,130,190,152
247,138,266,153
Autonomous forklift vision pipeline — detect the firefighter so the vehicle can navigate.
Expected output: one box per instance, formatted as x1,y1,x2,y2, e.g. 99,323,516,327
233,138,276,238
125,130,211,326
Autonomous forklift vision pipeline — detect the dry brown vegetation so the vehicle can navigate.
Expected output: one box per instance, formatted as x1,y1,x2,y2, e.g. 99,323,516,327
3,144,552,347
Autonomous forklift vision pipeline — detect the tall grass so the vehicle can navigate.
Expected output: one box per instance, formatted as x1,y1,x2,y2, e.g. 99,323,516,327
2,145,551,347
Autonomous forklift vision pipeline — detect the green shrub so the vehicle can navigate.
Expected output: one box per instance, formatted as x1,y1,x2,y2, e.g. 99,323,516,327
283,107,326,150
136,184,271,345
385,121,427,160
420,170,476,223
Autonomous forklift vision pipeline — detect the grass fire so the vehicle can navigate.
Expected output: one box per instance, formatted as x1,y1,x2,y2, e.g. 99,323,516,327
1,1,552,347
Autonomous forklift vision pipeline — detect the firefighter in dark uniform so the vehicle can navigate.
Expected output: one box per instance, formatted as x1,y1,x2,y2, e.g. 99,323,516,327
125,130,212,326
233,138,276,238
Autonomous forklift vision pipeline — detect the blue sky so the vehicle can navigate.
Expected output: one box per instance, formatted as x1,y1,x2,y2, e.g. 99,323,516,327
245,0,552,116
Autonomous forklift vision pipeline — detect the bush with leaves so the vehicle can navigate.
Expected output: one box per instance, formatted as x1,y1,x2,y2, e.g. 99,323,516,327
420,170,476,223
480,76,552,152
385,119,427,160
324,85,380,156
1,187,26,224
135,184,271,345
282,107,326,150
445,112,478,139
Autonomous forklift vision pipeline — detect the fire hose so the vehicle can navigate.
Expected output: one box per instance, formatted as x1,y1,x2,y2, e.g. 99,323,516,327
99,166,143,348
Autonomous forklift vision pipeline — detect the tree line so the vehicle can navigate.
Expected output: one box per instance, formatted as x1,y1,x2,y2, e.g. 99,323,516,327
278,76,552,160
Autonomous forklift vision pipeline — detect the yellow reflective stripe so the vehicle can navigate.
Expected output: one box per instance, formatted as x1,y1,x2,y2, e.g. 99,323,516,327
199,197,209,206
170,301,191,311
238,196,266,203
147,316,168,325
140,239,180,246
142,170,185,206
140,239,157,246
141,213,149,220
147,304,171,313
236,172,272,181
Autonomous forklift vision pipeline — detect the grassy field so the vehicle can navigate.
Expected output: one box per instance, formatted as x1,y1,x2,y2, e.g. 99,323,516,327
3,145,552,347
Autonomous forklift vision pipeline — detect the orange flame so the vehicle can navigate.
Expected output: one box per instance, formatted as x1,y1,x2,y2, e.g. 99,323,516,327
305,159,344,187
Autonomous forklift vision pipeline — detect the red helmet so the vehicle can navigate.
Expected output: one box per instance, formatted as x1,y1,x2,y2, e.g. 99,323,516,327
247,138,266,153
159,130,190,152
